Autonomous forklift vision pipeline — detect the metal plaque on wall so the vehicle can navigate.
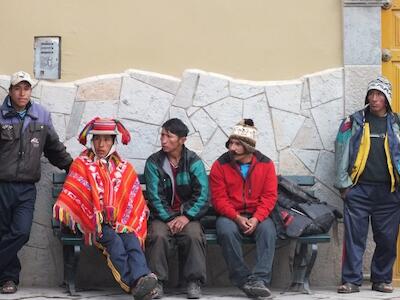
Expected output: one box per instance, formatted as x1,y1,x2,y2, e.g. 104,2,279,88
34,36,61,79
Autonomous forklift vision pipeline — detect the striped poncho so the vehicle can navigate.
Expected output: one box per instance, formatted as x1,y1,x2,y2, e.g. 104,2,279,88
53,149,149,246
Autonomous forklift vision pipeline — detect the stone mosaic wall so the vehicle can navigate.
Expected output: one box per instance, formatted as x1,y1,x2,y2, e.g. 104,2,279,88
0,68,347,287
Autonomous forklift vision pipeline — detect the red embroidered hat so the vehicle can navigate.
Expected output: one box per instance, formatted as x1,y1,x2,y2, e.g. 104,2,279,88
78,117,131,145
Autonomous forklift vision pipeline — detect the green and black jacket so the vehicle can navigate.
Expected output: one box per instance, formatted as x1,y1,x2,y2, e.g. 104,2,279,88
144,146,209,222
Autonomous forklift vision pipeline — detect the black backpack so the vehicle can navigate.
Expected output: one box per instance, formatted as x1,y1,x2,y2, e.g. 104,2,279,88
271,176,342,238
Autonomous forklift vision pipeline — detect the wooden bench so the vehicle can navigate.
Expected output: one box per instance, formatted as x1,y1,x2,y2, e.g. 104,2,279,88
51,172,330,295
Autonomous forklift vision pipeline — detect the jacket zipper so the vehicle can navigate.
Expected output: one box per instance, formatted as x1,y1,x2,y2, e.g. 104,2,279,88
15,117,25,177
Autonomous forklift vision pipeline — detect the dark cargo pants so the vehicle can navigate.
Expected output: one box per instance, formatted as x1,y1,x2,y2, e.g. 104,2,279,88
145,219,207,284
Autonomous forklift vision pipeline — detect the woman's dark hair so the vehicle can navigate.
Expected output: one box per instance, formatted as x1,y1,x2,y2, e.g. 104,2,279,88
162,118,189,137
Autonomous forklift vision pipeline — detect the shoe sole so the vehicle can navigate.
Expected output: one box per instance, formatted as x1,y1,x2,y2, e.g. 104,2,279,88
246,287,271,298
132,276,157,300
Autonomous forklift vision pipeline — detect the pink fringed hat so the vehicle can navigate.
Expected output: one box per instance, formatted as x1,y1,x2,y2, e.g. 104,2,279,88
78,117,131,145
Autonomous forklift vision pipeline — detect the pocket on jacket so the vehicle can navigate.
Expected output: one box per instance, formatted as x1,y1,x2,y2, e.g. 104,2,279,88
0,124,18,140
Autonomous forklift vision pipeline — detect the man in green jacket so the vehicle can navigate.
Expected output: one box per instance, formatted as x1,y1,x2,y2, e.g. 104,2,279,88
144,118,209,299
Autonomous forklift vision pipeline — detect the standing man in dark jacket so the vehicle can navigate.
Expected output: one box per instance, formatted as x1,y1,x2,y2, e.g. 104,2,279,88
0,71,72,294
209,119,277,298
144,118,209,299
335,76,400,294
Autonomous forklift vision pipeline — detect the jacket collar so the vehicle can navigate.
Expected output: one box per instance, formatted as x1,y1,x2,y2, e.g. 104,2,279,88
1,96,37,119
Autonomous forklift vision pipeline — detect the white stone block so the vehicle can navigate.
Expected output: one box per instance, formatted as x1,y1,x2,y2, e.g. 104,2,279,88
173,71,199,108
271,109,305,150
169,106,195,134
41,83,77,114
292,118,324,150
311,99,343,152
344,7,381,65
301,78,311,110
187,107,200,116
50,113,67,142
243,94,277,162
76,75,122,101
117,120,159,160
204,97,243,136
126,69,180,95
314,150,336,192
278,149,311,176
193,73,230,106
344,65,381,115
265,80,303,114
64,137,85,159
201,128,228,169
313,181,342,210
31,82,43,99
0,75,10,90
186,132,204,155
230,80,264,99
79,100,119,132
0,88,7,103
120,77,173,125
293,149,320,173
308,68,344,107
128,159,146,174
190,108,217,144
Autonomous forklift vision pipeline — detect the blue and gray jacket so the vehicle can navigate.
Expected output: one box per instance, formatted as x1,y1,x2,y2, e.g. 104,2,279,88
0,96,72,183
334,107,400,192
144,146,209,222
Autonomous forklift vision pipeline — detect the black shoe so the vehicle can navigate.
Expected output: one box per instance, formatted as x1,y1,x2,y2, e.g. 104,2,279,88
132,273,158,300
186,281,201,299
240,280,271,298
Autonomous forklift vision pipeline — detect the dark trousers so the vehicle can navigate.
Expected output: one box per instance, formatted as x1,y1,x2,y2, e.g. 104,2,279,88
216,216,276,287
342,183,400,285
145,220,207,284
96,225,150,291
0,182,36,285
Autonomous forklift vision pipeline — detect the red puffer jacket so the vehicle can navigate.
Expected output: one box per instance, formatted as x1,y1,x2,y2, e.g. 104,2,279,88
210,151,278,222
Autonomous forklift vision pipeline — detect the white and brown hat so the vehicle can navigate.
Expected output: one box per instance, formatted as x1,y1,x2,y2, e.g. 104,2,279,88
226,119,258,153
366,76,392,110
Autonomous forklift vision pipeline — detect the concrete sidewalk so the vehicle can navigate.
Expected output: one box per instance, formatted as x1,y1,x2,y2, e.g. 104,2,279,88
2,286,400,300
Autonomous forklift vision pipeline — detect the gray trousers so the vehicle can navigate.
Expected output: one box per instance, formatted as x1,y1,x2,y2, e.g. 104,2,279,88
145,219,207,284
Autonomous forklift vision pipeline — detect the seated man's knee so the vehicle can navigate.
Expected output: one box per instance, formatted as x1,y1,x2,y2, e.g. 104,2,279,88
257,218,276,236
216,217,239,238
182,222,203,240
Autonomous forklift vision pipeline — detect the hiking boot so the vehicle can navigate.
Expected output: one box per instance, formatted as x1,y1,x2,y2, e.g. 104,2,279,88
152,281,164,299
132,273,157,300
240,280,271,298
186,281,201,299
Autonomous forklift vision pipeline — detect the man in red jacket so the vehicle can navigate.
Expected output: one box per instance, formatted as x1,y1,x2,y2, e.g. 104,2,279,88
209,119,278,298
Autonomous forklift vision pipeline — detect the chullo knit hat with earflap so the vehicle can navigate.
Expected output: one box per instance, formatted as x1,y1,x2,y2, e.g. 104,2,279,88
226,119,258,153
365,76,392,110
78,117,131,146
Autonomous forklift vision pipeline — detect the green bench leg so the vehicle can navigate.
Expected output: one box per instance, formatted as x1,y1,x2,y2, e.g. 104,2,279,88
63,244,81,296
283,241,318,294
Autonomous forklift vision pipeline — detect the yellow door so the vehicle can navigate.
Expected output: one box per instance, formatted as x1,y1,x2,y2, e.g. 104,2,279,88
382,0,400,112
383,1,400,285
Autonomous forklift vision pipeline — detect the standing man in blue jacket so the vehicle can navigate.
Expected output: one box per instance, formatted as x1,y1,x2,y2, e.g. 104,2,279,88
144,118,209,299
335,76,400,294
0,71,72,294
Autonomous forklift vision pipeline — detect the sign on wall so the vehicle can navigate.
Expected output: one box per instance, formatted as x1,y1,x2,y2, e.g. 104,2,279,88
34,36,61,80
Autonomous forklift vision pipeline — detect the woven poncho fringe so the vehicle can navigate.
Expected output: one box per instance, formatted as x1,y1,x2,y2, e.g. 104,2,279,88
53,150,148,247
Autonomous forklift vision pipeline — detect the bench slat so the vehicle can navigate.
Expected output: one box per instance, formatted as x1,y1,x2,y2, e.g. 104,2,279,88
283,175,315,186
